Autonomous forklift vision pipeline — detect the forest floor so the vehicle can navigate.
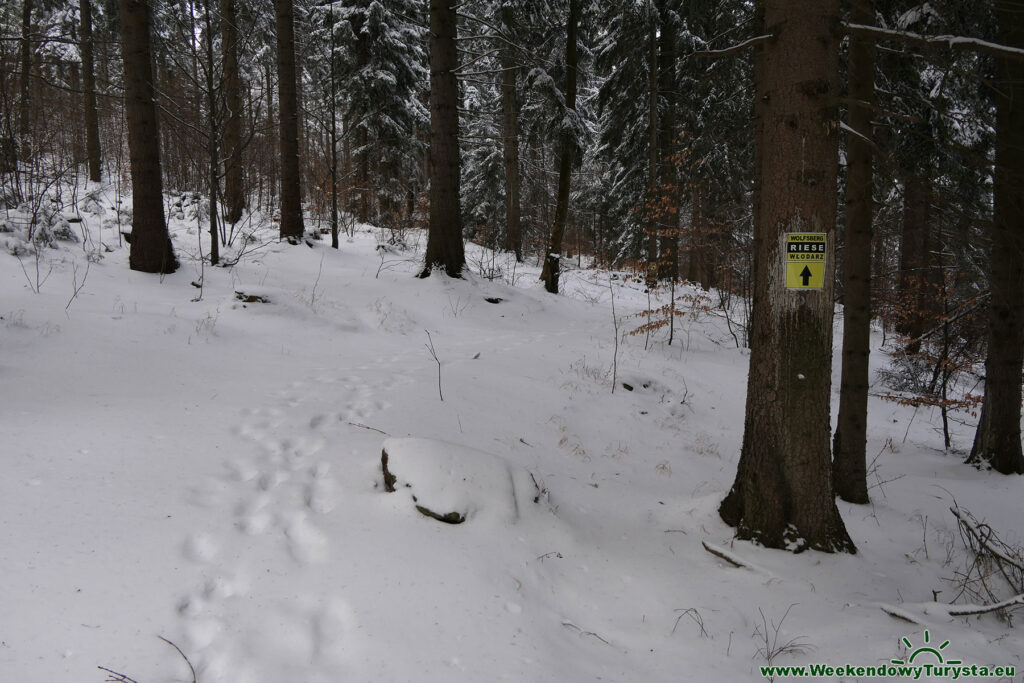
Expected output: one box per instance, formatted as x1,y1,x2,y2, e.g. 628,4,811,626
2,182,1022,682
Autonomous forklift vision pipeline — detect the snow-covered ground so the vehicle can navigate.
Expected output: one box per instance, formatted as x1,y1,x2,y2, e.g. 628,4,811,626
2,181,1021,682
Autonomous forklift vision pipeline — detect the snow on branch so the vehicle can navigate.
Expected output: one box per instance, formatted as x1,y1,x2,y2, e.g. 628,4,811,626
950,505,1024,576
880,505,1024,625
844,23,1024,61
879,594,1024,622
944,593,1024,617
702,540,771,576
691,34,772,58
879,604,924,625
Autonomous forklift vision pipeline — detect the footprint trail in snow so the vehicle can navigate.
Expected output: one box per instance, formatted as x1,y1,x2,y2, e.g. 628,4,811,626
176,368,403,682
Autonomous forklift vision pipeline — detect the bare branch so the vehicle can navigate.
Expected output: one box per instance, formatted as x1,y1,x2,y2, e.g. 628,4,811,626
879,604,924,624
702,540,752,569
424,330,443,402
844,23,1024,61
159,636,198,683
691,34,772,58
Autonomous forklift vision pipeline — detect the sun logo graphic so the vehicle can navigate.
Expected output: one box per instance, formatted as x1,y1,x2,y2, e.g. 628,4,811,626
892,630,962,667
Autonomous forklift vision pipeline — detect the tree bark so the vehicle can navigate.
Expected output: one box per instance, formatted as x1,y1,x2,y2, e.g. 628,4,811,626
19,0,33,138
265,62,277,209
896,173,935,349
645,18,659,284
202,0,220,265
221,0,245,224
275,0,305,241
718,0,855,553
500,5,522,262
968,0,1024,475
359,126,369,223
421,0,465,278
540,0,580,294
687,180,707,286
832,0,875,504
657,0,680,281
119,0,178,273
356,17,371,224
328,2,339,249
80,0,102,181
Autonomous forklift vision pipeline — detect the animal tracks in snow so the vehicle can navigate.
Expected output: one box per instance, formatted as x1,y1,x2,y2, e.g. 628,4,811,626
174,369,397,681
284,511,329,564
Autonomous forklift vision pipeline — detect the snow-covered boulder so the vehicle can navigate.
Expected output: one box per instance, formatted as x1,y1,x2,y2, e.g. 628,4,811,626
380,437,542,526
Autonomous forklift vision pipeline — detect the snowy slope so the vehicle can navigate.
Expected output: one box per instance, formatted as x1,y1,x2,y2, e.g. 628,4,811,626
1,183,1021,682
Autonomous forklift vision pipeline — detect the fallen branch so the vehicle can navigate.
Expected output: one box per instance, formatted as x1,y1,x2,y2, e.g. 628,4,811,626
950,506,1024,577
347,421,389,435
945,593,1024,617
702,540,751,569
98,667,142,683
159,636,197,683
97,636,196,683
879,604,925,625
562,621,611,645
879,593,1024,623
949,504,1024,623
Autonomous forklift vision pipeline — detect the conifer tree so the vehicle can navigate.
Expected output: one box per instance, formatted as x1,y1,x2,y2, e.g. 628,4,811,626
540,0,581,294
334,0,426,226
422,0,464,277
119,0,178,274
221,0,245,224
968,0,1024,475
719,0,855,553
275,0,305,241
833,0,876,505
80,0,102,182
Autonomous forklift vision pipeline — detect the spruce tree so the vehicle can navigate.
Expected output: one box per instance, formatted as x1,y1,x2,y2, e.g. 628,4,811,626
334,0,427,227
119,0,179,274
275,0,305,242
719,0,855,554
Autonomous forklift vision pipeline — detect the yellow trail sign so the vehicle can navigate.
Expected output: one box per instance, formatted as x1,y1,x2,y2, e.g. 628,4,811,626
785,233,826,289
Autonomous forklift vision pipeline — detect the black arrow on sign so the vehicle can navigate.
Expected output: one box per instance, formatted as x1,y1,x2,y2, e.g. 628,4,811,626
800,266,812,286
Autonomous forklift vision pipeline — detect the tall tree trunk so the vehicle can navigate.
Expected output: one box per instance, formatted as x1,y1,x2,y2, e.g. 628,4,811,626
202,0,220,266
687,180,707,287
689,179,719,291
275,0,305,241
421,0,465,278
968,0,1024,475
80,0,102,181
265,62,277,209
328,2,339,249
896,173,934,349
359,126,369,223
221,0,245,224
343,114,352,216
832,0,875,504
540,0,580,294
718,0,855,553
500,5,522,262
119,0,178,274
0,38,12,173
19,0,33,139
657,0,679,281
356,19,370,224
645,17,659,284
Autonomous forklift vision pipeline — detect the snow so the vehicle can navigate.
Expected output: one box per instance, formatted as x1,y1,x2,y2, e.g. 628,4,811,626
2,181,1023,682
844,22,1024,59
